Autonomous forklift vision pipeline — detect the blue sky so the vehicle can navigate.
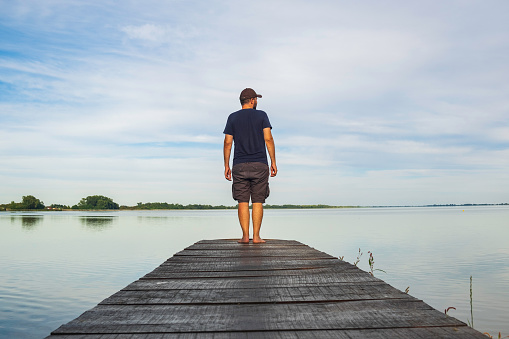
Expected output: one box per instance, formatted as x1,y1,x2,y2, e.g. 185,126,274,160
1,1,508,206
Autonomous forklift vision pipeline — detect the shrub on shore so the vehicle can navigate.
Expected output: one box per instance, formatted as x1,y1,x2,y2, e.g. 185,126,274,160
1,195,45,210
72,195,119,210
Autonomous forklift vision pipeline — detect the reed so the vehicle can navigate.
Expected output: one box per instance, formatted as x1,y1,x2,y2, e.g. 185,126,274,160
483,332,509,338
468,275,473,328
341,248,386,277
353,248,363,266
444,307,456,316
367,251,386,276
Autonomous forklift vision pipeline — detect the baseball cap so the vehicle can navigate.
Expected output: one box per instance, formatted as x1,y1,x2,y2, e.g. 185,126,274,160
239,88,262,100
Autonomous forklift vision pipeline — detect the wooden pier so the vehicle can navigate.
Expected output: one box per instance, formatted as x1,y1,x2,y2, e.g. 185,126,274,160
47,239,486,338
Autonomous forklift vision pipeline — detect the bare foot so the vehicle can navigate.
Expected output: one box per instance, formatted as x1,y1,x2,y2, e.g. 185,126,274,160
252,237,266,244
237,237,250,244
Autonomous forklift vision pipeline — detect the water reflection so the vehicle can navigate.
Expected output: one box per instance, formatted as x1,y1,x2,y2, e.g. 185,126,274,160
136,216,178,225
80,217,115,231
137,216,171,222
11,216,43,230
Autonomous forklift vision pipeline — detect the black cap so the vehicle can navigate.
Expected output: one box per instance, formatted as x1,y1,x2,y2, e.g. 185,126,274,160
240,88,262,100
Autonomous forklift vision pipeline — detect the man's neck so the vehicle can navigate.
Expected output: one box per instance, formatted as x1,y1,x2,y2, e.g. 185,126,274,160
241,104,255,109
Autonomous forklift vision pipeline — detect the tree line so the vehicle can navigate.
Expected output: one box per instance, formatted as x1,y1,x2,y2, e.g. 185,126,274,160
125,202,236,210
1,196,344,211
0,195,119,211
1,195,237,211
2,195,507,211
1,195,46,210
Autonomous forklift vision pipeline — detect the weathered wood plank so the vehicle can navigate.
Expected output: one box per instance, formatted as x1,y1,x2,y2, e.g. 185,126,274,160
142,266,361,279
160,257,341,265
164,255,340,262
124,272,382,291
173,249,335,258
51,300,465,334
150,258,354,275
185,243,309,250
45,326,490,339
194,239,304,245
100,283,415,305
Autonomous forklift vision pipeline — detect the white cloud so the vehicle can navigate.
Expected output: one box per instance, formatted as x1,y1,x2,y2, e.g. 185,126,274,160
121,24,167,42
1,0,509,205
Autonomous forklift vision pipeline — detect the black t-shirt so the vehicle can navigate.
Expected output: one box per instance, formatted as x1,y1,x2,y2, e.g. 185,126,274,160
223,109,272,166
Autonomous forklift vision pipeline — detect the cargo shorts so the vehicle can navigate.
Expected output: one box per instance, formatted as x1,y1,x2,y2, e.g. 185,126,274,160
232,162,270,203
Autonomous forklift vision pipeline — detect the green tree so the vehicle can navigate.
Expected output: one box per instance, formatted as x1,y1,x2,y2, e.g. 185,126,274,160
7,201,21,210
4,196,45,210
72,195,119,210
21,195,45,209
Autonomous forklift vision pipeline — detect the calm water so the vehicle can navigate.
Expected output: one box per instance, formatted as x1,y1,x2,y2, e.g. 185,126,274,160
1,206,508,338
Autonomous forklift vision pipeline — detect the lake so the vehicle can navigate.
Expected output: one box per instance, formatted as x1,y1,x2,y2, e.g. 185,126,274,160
1,206,508,338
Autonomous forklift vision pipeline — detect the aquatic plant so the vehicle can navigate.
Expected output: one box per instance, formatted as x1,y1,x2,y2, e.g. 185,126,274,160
468,275,474,328
444,307,456,316
341,249,386,276
483,332,509,338
353,248,363,266
367,251,386,276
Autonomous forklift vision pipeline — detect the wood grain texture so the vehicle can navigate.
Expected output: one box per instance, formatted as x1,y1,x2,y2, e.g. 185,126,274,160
45,327,490,339
46,239,487,338
100,283,416,305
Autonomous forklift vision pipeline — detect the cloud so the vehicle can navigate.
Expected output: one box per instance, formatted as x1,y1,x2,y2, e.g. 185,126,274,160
1,1,509,205
121,24,167,42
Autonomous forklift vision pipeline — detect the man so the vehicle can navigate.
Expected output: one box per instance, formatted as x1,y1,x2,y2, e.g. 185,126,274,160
223,88,277,244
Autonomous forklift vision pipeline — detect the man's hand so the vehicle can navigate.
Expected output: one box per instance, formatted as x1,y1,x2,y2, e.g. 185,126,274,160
270,163,277,177
263,128,277,177
225,166,232,181
223,134,233,181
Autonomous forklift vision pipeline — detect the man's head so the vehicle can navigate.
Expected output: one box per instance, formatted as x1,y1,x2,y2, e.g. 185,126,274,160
240,88,262,108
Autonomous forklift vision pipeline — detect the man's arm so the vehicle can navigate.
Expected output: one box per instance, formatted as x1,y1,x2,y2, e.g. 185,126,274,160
263,127,277,177
223,134,233,181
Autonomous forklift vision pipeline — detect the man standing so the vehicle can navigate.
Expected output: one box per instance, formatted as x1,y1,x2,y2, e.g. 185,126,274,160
223,88,277,244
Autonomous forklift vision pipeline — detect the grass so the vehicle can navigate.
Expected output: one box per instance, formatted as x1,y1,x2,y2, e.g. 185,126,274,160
341,248,386,276
468,275,474,328
367,251,386,276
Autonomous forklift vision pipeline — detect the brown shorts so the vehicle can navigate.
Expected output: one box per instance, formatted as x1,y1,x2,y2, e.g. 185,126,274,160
232,162,270,203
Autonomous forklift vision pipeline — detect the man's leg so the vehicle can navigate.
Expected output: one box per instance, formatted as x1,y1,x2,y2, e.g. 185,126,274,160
252,202,265,243
232,163,251,244
238,202,250,243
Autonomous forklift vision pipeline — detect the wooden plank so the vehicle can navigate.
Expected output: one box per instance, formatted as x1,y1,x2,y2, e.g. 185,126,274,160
123,272,382,291
194,239,304,245
142,266,361,279
51,300,466,334
160,257,342,265
185,245,311,251
100,283,415,305
150,261,353,271
173,249,335,258
185,243,310,250
163,257,339,263
152,258,352,272
45,326,490,339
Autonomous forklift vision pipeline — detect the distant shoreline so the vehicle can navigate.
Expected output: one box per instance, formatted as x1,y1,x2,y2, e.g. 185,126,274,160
2,203,507,212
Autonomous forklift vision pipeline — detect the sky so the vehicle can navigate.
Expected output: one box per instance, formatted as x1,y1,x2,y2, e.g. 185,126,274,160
1,0,508,207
